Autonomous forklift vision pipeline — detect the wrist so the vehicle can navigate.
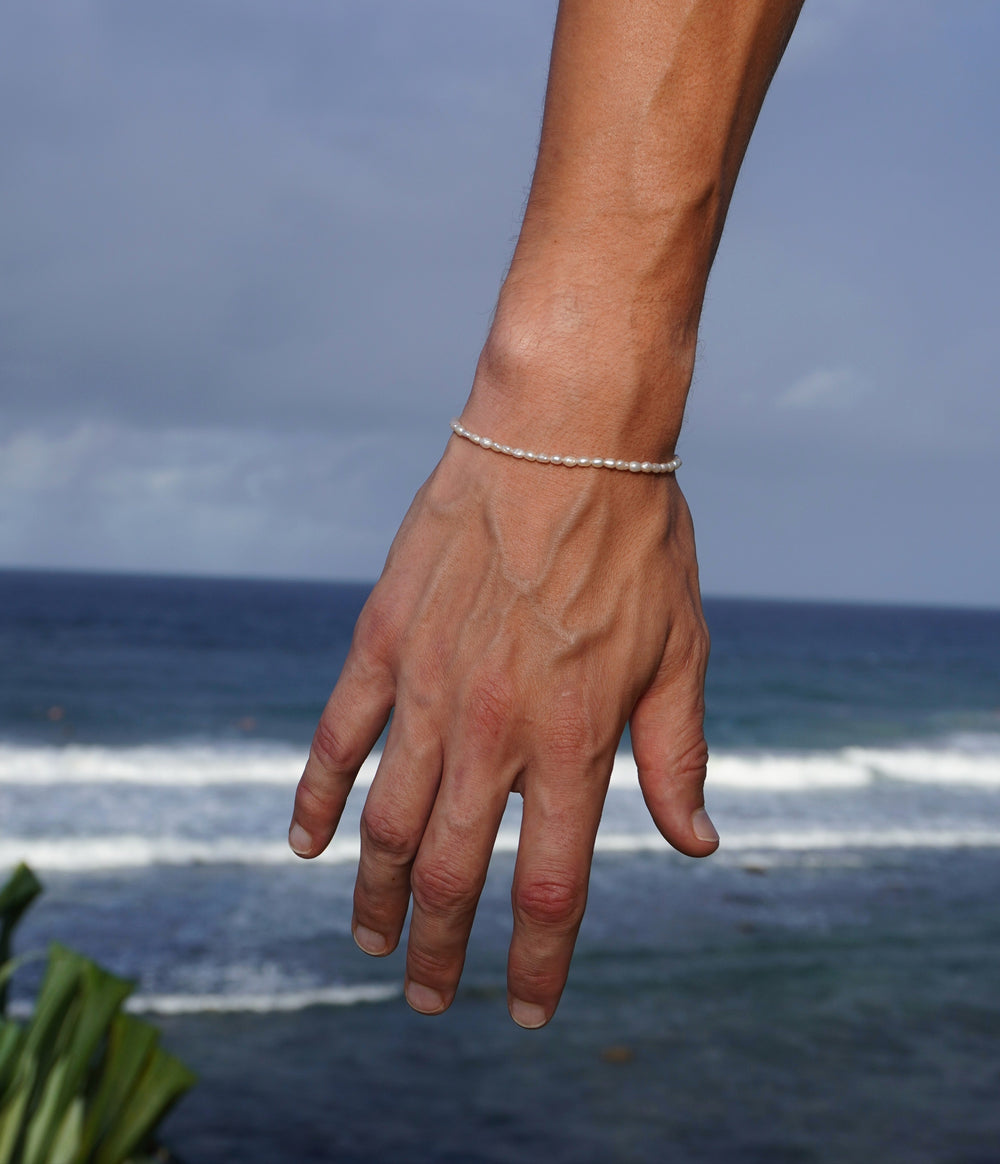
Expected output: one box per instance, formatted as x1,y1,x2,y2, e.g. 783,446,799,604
464,269,699,462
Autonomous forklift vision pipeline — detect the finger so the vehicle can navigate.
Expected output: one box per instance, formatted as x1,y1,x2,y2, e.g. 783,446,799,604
403,755,513,1015
506,765,606,1029
630,648,717,858
352,714,442,957
289,647,394,859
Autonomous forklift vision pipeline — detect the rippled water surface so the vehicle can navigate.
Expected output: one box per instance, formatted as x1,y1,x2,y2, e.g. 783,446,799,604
2,570,998,1162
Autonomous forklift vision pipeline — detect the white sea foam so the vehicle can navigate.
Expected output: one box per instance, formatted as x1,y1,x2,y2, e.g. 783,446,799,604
0,836,360,871
0,741,379,788
7,983,401,1020
5,823,1000,873
704,745,1000,791
3,738,998,792
700,753,871,790
597,828,1000,853
843,745,1000,787
125,983,401,1015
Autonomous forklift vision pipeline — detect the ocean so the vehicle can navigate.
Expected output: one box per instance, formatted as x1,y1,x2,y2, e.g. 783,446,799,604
1,568,998,1163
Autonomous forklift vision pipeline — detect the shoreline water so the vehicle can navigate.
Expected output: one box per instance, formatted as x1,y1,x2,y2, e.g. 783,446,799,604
2,569,998,1161
152,846,1000,1164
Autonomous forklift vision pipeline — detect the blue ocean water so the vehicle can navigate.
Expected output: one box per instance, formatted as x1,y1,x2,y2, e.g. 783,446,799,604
1,569,999,1163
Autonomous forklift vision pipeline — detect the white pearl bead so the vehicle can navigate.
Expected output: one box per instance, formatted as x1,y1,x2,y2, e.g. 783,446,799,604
449,420,680,476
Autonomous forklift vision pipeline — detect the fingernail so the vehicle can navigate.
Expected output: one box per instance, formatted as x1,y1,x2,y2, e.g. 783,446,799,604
691,808,719,844
405,981,447,1015
509,998,548,1029
288,823,313,856
353,925,387,956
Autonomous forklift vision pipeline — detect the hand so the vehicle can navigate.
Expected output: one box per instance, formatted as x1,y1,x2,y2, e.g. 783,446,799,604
286,0,805,1024
288,421,717,1027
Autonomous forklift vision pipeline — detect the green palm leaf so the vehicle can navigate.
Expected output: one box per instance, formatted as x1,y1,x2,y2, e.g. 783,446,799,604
0,866,195,1164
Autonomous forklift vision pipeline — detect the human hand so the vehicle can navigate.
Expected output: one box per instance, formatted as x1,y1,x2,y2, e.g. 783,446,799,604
288,408,718,1027
285,0,806,1025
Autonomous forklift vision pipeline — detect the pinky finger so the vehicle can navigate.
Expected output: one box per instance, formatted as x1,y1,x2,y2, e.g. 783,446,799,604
290,651,394,858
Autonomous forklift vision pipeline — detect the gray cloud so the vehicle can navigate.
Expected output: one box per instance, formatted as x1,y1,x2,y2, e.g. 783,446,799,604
0,419,434,578
1,0,997,603
1,1,554,431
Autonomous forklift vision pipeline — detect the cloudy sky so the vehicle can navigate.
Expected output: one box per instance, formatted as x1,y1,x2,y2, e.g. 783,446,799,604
1,1,997,605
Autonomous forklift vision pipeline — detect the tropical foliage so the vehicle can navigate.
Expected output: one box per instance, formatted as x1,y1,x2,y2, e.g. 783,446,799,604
0,864,194,1164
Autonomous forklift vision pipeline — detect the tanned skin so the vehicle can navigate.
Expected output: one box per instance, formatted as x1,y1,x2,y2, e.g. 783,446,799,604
290,0,805,1028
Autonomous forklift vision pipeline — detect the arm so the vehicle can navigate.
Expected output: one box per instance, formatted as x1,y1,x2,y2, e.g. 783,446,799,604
290,0,804,1027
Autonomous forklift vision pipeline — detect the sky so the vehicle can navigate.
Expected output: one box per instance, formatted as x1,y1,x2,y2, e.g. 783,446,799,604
1,0,997,606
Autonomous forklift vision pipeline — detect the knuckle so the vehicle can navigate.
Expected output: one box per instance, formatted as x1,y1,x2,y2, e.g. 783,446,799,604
294,776,339,822
671,733,710,787
353,594,400,664
698,617,711,658
660,613,711,682
545,703,596,765
684,617,711,670
464,673,516,741
638,729,709,792
509,959,565,1001
353,883,404,932
406,941,460,988
310,716,357,773
411,860,480,918
513,874,585,931
401,640,448,702
635,734,710,802
360,806,417,863
393,721,441,770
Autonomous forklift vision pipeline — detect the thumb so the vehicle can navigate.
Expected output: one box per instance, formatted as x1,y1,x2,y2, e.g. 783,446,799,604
629,657,718,858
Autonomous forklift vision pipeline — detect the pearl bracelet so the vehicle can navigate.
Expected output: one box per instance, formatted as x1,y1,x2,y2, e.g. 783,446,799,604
449,419,681,474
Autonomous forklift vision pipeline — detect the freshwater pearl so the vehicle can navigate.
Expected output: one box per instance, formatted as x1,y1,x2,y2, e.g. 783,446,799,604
449,420,680,475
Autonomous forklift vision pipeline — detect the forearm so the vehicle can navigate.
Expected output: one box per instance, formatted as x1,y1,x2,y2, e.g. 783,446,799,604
468,0,804,458
294,0,804,1026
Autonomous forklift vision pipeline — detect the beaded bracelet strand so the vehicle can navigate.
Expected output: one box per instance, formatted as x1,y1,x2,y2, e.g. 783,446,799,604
450,419,681,475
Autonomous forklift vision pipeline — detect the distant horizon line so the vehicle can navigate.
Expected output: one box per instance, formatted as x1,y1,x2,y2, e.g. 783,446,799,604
1,562,997,616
